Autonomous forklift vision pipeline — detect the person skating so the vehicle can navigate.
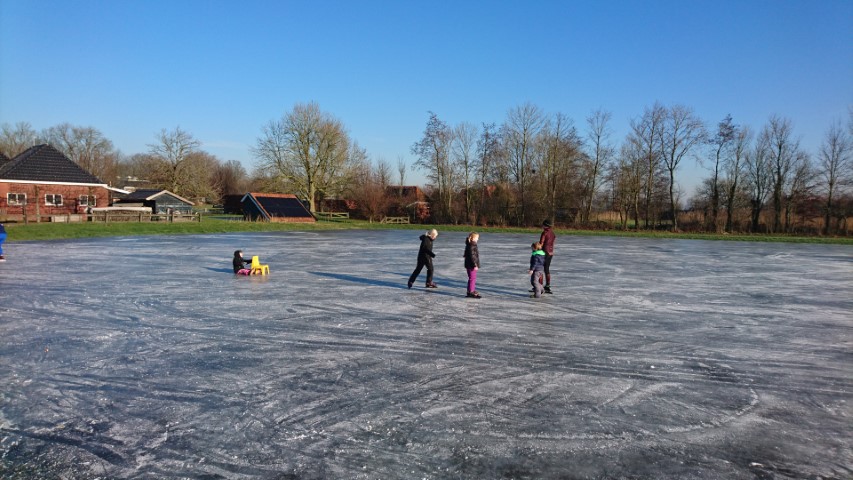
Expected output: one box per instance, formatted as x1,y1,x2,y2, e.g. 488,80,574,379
408,229,438,288
539,219,556,293
0,223,6,262
528,242,546,298
463,232,481,298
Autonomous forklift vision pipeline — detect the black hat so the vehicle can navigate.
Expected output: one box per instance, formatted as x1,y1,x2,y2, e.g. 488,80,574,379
543,219,552,227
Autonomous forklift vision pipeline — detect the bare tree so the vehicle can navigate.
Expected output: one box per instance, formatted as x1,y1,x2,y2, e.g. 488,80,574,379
253,102,356,212
784,152,815,232
612,139,645,230
0,122,39,158
763,115,801,233
476,122,505,225
353,157,392,222
538,112,581,224
724,126,751,233
818,121,852,235
412,112,454,222
503,102,545,225
396,155,407,189
583,109,614,225
630,103,666,228
452,122,480,223
659,105,706,231
745,132,772,232
212,160,249,200
43,123,117,181
704,115,736,232
147,126,203,197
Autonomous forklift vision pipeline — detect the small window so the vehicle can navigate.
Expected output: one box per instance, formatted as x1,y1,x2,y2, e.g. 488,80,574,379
79,195,97,207
45,194,63,206
7,193,26,206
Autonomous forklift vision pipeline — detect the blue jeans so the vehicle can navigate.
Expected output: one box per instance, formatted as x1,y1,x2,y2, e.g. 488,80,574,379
0,232,5,255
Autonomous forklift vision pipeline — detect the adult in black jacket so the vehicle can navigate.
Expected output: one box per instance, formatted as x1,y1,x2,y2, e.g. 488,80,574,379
408,229,438,288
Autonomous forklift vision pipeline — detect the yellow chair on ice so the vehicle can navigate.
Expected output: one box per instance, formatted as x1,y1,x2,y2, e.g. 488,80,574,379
250,256,270,275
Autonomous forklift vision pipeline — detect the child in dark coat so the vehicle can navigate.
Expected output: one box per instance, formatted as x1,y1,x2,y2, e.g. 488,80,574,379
408,229,439,288
528,242,546,298
463,232,481,298
233,250,252,275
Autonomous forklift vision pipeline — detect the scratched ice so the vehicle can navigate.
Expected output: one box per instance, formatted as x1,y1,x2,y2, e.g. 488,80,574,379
1,230,851,479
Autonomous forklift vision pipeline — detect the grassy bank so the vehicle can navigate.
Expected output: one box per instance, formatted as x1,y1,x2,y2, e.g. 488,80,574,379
4,218,852,245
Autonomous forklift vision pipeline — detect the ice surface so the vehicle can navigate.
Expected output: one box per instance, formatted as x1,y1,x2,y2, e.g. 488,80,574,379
1,230,851,478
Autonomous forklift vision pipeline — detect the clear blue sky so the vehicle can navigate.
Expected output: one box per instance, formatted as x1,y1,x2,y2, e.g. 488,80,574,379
1,0,851,195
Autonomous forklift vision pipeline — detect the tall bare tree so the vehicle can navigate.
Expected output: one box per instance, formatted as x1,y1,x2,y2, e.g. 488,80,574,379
630,103,666,228
745,132,772,232
818,121,852,235
538,112,581,224
147,126,203,197
452,122,480,223
583,109,614,224
705,115,736,232
724,126,751,233
763,115,801,233
253,102,356,212
503,102,545,225
659,105,706,231
412,112,454,222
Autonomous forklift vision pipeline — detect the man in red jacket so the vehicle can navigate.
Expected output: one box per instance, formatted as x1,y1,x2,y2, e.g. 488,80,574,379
539,220,555,293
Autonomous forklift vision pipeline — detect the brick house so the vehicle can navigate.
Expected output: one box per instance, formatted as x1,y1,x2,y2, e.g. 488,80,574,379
0,144,122,221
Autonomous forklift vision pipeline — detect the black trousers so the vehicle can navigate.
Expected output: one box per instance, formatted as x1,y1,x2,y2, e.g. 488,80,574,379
409,257,434,285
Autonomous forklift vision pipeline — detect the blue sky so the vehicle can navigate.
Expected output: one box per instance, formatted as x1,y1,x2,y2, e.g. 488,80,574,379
1,0,851,195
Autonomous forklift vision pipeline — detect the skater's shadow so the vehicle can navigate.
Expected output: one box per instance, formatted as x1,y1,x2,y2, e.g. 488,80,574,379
378,270,533,298
204,267,236,274
311,271,408,290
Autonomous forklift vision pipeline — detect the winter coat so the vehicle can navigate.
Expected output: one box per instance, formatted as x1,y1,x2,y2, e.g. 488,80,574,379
417,234,436,262
539,227,555,255
233,255,251,273
464,239,480,269
529,249,546,271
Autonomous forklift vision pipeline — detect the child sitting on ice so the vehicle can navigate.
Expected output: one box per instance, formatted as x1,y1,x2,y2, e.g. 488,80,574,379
233,250,252,275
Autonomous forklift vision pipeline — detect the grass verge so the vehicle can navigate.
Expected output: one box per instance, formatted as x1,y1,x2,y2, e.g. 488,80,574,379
4,218,852,245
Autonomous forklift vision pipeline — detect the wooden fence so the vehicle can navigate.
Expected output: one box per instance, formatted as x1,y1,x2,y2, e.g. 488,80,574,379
315,211,350,220
1,212,201,223
380,216,410,224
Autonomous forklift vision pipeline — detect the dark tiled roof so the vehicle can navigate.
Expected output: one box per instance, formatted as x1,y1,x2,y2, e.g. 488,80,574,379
243,193,315,219
0,144,104,184
117,189,193,205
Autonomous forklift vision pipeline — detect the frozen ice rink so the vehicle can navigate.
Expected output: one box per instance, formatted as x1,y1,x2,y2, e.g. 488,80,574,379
1,230,851,479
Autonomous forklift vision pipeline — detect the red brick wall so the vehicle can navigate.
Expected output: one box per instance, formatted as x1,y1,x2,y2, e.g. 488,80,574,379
0,183,110,216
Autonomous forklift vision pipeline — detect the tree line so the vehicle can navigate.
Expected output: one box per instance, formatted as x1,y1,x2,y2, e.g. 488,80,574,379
2,101,851,235
410,103,853,235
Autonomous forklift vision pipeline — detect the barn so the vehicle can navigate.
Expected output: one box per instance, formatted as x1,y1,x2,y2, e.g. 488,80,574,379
241,193,316,223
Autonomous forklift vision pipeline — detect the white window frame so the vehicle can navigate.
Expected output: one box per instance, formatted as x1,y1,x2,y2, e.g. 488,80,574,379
45,194,63,206
7,193,26,206
79,195,97,207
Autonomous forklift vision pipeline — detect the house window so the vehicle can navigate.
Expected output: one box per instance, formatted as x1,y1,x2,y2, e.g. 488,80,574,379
7,193,26,206
79,195,97,207
45,194,63,206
